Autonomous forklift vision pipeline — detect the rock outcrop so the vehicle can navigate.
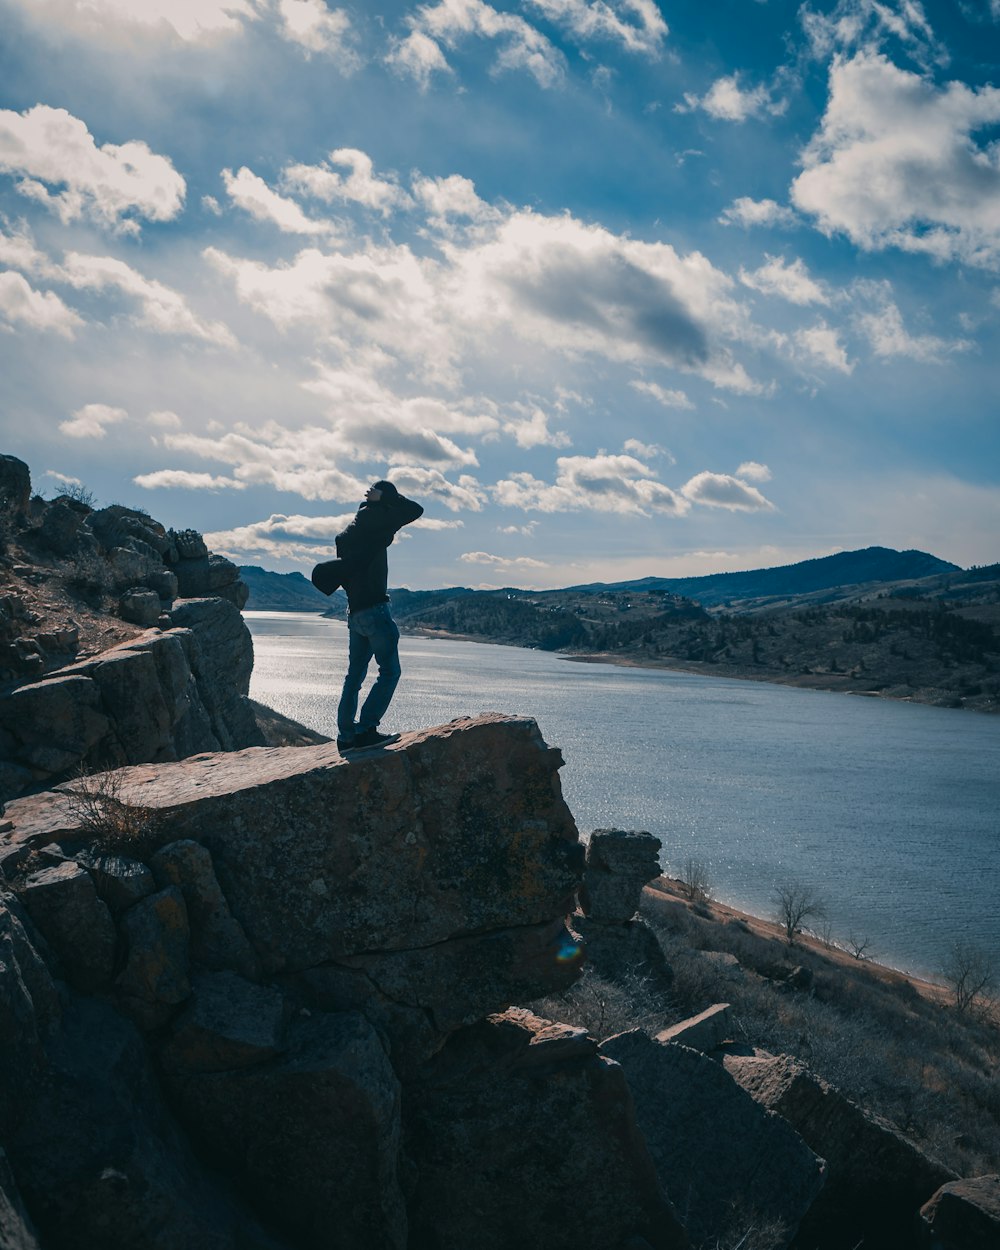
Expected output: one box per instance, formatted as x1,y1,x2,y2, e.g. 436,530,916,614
0,457,260,800
724,1050,957,1249
918,1174,1000,1250
575,828,673,996
602,1031,825,1248
1,716,693,1250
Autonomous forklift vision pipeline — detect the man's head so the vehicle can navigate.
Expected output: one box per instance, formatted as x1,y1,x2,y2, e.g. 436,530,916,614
366,479,399,504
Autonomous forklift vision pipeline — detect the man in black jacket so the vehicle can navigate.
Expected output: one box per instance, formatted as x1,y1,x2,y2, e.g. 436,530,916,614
334,480,423,750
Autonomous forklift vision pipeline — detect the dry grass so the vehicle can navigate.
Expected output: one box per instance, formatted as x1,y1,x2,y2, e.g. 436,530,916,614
63,767,161,857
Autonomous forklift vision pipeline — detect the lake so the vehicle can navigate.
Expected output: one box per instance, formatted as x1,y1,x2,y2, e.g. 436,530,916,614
246,611,1000,980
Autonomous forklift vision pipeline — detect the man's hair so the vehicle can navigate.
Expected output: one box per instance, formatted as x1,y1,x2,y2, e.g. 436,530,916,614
373,479,399,498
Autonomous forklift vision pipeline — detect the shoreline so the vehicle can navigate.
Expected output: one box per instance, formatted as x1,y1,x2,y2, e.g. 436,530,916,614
645,875,950,1005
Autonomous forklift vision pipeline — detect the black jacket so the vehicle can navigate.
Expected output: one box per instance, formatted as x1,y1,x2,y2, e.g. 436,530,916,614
334,493,423,612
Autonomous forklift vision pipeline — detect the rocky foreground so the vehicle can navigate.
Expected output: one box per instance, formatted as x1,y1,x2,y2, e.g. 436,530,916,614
1,715,997,1250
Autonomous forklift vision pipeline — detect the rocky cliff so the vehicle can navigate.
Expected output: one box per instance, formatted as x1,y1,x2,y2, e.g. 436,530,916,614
0,715,688,1250
0,454,263,802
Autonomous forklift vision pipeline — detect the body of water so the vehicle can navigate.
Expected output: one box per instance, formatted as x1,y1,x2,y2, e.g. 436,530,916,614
246,612,1000,980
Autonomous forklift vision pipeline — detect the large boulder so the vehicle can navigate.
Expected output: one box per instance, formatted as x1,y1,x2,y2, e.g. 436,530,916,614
0,456,30,520
724,1051,956,1249
3,716,583,974
6,992,289,1250
406,1008,688,1250
18,862,116,993
918,1175,1000,1250
168,598,262,749
602,1031,825,1249
0,675,110,784
164,1008,406,1250
582,828,662,922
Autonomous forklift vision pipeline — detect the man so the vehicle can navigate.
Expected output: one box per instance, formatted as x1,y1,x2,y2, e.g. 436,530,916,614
333,480,423,751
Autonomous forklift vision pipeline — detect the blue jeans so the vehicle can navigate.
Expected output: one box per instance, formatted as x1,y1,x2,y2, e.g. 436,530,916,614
337,603,401,737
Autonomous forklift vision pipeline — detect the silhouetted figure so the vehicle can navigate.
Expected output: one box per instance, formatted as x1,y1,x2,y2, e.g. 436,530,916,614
331,481,423,750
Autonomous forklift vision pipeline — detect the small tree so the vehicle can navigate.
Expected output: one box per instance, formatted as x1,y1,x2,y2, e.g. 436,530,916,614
847,932,874,961
942,940,996,1014
771,881,827,946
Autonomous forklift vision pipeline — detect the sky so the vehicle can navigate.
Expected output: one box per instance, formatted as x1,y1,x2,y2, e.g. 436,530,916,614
1,0,998,590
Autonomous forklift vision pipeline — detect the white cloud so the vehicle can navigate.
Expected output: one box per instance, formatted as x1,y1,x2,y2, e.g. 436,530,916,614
855,299,971,362
497,521,538,534
794,322,854,373
680,471,776,512
284,149,412,216
791,52,1000,268
623,438,670,461
149,410,182,429
388,0,565,90
524,0,668,56
679,73,786,123
718,198,799,229
133,470,246,490
59,402,128,439
629,379,694,409
739,255,829,306
222,167,333,235
735,460,771,482
384,467,487,512
494,453,690,515
0,105,185,233
16,0,255,41
801,0,947,70
460,550,548,568
61,252,236,347
276,0,354,58
204,511,356,564
502,406,570,448
43,469,82,488
0,270,82,337
413,174,498,223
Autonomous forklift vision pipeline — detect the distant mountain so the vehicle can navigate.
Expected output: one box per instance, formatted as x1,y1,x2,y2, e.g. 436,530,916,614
240,566,342,612
566,547,961,607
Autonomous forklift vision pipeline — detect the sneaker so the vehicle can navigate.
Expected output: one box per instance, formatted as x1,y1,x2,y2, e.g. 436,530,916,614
351,727,398,749
336,735,357,752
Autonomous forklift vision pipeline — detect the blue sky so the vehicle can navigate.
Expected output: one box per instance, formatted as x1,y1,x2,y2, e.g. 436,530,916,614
1,0,998,589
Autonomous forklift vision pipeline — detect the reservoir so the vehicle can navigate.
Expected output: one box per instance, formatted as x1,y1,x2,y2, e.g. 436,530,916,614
246,611,1000,981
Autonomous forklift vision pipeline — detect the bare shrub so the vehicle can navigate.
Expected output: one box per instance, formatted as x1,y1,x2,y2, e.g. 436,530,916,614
64,767,161,856
847,932,875,961
678,855,713,903
528,965,665,1041
58,482,96,509
942,940,997,1015
65,551,113,600
771,881,827,946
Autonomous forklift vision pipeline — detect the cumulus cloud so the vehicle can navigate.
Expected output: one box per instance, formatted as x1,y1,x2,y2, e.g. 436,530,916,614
735,461,771,482
284,149,412,216
387,0,565,90
794,322,853,373
460,550,548,568
149,410,182,429
133,470,246,490
629,379,694,409
524,0,668,56
502,406,570,448
623,438,670,461
222,167,334,235
680,471,776,512
412,174,498,224
275,0,355,59
0,270,82,337
739,255,829,305
204,512,355,564
61,252,236,347
59,402,128,439
791,52,1000,268
0,105,185,233
679,73,786,122
718,198,799,229
208,203,760,392
494,453,690,515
